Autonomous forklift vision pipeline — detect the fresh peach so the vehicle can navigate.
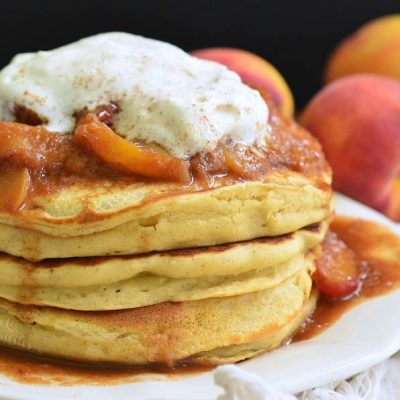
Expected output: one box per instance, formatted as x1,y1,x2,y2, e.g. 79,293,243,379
191,48,294,117
325,15,400,83
301,74,400,221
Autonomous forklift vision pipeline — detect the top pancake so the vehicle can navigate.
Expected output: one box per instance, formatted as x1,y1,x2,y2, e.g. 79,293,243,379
0,108,332,261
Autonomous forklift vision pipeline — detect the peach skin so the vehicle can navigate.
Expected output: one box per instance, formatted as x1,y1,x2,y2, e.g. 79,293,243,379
191,48,294,117
301,74,400,221
325,14,400,83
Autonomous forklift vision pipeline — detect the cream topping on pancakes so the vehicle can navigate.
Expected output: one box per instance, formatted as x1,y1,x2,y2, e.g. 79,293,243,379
0,32,269,158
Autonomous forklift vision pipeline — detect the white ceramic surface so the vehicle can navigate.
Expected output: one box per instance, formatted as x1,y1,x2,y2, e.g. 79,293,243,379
0,193,399,400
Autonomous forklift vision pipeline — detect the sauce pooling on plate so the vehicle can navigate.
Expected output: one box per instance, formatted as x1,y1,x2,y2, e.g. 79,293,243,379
294,216,400,341
0,345,212,385
0,215,399,385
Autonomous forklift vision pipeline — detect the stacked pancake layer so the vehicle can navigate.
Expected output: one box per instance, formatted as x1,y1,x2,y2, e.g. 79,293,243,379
1,177,331,261
0,175,332,366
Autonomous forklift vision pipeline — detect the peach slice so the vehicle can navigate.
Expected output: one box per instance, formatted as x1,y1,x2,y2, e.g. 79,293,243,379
223,146,261,180
0,121,67,169
191,47,294,117
0,122,39,165
0,167,31,212
314,231,360,299
74,114,191,183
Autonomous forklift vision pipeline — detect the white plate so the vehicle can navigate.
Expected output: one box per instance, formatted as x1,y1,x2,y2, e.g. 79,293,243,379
0,193,399,400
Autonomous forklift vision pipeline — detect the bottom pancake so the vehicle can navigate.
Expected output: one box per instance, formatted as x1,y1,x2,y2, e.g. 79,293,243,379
0,266,315,366
192,289,317,365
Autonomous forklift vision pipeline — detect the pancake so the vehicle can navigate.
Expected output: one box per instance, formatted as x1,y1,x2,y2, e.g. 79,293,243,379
0,266,315,366
192,290,318,365
1,175,332,261
0,221,326,310
0,249,317,310
0,220,327,287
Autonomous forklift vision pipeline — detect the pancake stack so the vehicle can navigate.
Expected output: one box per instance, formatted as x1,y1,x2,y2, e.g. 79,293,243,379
0,32,333,367
0,107,333,367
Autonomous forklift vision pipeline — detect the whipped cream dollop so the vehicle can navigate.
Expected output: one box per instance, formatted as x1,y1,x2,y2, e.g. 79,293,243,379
0,32,269,158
